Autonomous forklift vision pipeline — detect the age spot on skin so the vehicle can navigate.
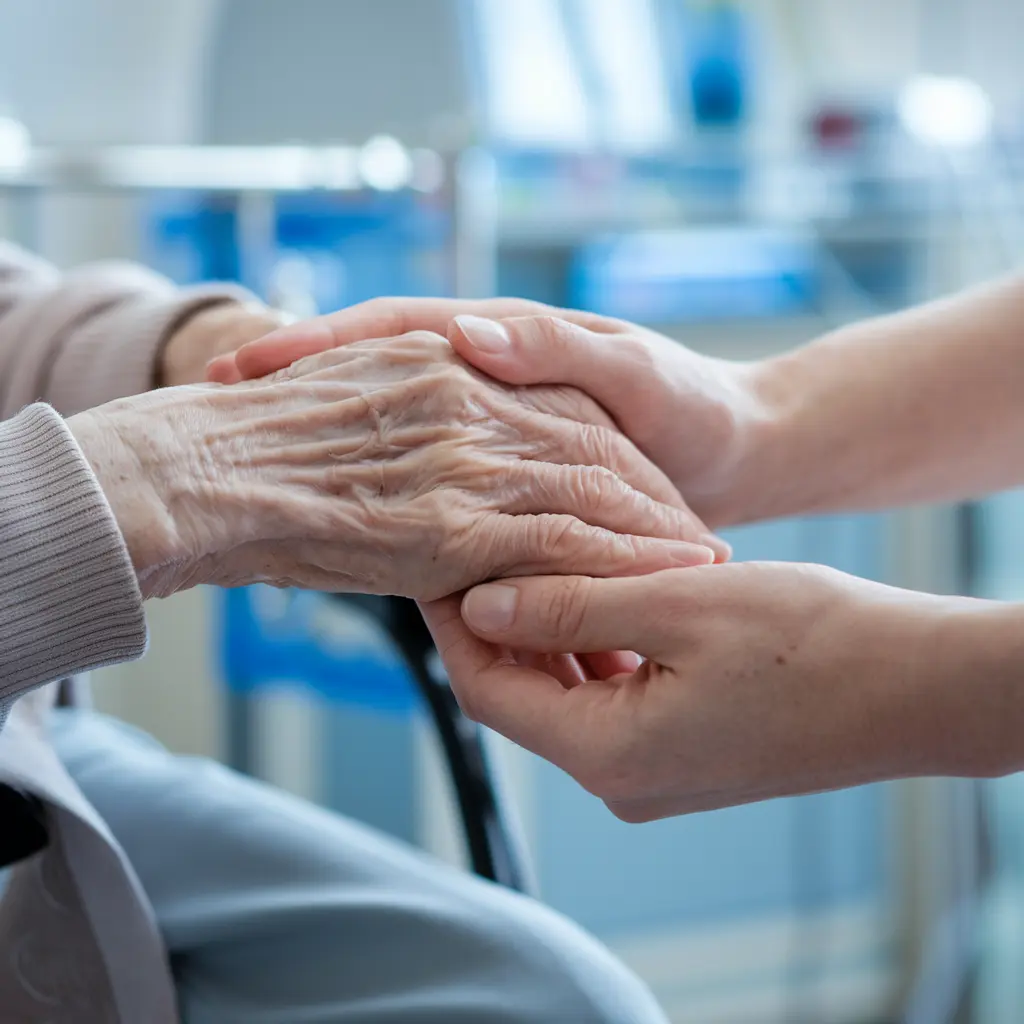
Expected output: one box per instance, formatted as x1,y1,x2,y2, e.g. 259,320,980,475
775,654,787,666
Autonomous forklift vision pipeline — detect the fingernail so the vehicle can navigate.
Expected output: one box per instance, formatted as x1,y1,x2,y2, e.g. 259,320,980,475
672,543,716,566
702,534,733,562
619,651,643,673
454,315,511,353
463,584,519,633
205,356,239,384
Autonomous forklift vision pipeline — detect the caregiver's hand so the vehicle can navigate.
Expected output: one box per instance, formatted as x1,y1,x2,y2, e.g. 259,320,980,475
207,298,759,529
422,563,1013,821
69,331,715,601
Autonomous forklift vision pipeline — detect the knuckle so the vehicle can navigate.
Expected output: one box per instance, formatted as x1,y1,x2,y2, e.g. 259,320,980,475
533,315,579,354
585,424,621,469
267,366,294,383
535,575,590,641
574,465,626,514
271,347,336,381
442,360,472,389
619,335,654,370
267,360,303,383
545,514,636,569
437,364,478,411
390,330,455,374
567,420,605,461
535,513,580,556
402,328,450,351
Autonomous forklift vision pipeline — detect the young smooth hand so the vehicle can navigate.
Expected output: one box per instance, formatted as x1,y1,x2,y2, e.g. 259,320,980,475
420,562,1013,820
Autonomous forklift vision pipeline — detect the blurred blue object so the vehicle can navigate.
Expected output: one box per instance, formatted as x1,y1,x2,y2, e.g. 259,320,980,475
220,587,420,842
274,193,449,308
971,489,1024,601
677,0,749,129
571,227,820,322
144,191,450,309
145,194,241,284
220,587,416,713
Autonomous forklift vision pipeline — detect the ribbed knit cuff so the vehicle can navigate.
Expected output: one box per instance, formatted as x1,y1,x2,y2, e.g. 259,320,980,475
0,405,147,704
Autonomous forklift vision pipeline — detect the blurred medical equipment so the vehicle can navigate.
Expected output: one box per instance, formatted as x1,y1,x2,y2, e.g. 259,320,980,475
224,590,534,894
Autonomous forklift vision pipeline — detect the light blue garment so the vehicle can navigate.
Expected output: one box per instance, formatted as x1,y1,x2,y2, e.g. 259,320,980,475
50,709,667,1024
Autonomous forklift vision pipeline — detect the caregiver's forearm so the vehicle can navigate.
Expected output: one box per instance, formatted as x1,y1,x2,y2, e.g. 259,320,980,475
927,598,1024,779
723,276,1024,523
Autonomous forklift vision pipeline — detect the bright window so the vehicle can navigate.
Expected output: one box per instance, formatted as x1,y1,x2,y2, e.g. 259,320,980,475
474,0,591,148
572,0,674,151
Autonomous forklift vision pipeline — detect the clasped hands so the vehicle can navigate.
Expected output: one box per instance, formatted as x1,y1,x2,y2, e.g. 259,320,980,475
64,290,1010,825
195,298,965,825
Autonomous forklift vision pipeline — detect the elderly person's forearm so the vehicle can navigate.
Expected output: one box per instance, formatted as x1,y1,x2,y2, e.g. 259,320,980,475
0,242,285,708
0,241,276,417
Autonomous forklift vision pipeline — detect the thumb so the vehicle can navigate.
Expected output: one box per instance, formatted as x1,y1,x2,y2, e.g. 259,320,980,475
203,319,337,383
448,314,632,401
461,571,688,662
205,352,243,384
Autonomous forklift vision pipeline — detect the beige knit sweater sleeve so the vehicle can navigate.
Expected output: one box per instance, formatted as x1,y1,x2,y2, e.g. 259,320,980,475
0,241,254,720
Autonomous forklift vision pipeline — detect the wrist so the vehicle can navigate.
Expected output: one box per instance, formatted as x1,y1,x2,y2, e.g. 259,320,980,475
159,302,289,388
922,599,1024,778
68,398,192,599
845,587,1024,782
687,358,787,529
702,342,847,528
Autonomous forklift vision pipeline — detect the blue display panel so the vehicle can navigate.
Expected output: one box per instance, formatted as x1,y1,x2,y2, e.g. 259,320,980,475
571,227,821,323
143,190,450,310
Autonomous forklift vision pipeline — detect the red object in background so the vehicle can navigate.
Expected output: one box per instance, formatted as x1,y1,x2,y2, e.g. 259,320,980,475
811,107,865,150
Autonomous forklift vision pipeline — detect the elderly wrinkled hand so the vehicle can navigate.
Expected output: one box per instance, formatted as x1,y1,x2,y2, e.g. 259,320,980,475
70,330,717,601
207,296,753,529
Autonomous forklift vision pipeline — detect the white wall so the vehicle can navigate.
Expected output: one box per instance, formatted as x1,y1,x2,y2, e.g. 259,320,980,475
752,0,1024,149
204,0,470,146
0,0,218,143
0,0,221,265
